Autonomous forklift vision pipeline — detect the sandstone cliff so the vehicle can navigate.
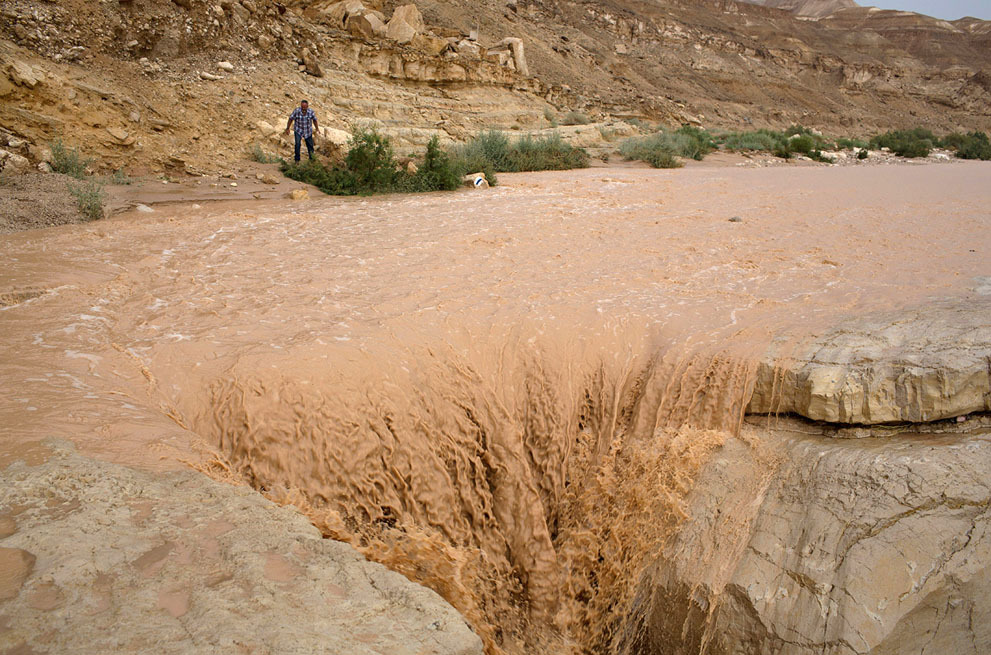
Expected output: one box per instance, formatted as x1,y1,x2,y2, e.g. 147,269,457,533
2,0,991,173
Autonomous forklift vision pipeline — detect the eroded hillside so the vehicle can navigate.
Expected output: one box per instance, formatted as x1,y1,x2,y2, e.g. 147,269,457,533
2,0,990,173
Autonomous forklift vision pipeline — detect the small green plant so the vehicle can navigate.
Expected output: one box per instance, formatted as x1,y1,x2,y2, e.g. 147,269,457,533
942,131,991,160
104,168,133,185
619,127,714,167
68,180,104,221
869,128,935,158
857,149,869,160
448,130,589,177
249,144,282,164
543,107,558,127
836,137,869,150
50,138,90,179
719,129,788,153
404,136,461,192
560,111,591,126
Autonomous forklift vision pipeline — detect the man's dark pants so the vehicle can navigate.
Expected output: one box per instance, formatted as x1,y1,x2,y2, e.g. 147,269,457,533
294,133,314,162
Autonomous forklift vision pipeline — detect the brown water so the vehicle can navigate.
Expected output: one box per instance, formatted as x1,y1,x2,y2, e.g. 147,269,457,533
2,163,989,653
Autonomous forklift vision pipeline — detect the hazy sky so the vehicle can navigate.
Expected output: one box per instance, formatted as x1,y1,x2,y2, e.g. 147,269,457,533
872,1,991,20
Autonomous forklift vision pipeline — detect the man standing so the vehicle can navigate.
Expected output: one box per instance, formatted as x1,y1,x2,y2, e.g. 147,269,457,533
284,99,319,163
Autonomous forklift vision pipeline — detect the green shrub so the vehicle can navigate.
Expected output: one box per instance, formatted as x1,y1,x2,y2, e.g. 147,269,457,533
560,111,591,126
788,135,816,155
448,130,589,177
836,137,869,150
50,139,90,179
344,129,400,193
619,134,682,168
509,133,590,171
68,180,104,221
943,131,991,160
281,130,469,195
719,129,787,152
404,136,461,192
543,107,557,127
857,149,869,160
870,129,935,158
249,144,282,164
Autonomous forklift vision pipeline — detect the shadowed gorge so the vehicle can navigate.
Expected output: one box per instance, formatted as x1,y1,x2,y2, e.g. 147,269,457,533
1,164,990,654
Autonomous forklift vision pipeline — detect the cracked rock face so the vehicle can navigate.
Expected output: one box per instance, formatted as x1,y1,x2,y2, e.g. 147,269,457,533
0,443,483,655
625,426,991,655
748,299,991,424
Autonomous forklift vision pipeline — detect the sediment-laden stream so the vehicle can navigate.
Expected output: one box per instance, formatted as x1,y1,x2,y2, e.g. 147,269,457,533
2,164,989,653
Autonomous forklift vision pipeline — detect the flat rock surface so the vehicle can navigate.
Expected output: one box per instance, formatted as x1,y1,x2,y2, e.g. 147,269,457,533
749,297,991,424
0,442,483,655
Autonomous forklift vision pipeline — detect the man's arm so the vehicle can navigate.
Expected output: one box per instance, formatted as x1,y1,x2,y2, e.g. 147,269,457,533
283,111,295,134
312,115,318,137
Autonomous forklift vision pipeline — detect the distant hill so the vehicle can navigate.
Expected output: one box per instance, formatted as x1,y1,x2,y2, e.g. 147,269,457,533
742,0,859,18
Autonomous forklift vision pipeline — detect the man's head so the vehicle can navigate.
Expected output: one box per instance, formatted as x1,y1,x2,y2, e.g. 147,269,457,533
300,100,309,109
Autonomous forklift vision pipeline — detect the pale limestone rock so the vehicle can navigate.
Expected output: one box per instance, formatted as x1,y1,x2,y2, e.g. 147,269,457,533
289,188,309,200
0,149,30,172
200,71,222,80
0,445,483,655
463,172,489,188
256,120,277,136
748,299,991,424
347,12,386,38
390,4,424,32
217,61,234,71
498,37,528,76
8,60,42,88
412,33,450,56
301,48,324,77
625,426,991,655
385,16,418,44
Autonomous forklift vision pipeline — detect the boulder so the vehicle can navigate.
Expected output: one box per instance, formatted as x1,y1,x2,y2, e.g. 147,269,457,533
412,34,451,56
456,39,480,57
301,48,324,77
257,34,273,49
497,37,528,76
289,188,309,200
346,12,386,39
463,172,489,188
200,71,222,80
390,4,424,32
385,16,418,44
627,424,991,655
748,299,991,424
8,60,42,88
0,149,30,173
256,120,278,137
0,446,484,655
217,61,234,71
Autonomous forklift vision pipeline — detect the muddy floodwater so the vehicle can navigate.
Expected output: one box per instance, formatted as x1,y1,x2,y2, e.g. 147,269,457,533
2,163,990,653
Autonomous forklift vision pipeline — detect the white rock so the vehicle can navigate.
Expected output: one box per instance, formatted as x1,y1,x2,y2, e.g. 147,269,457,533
135,204,155,213
217,61,235,71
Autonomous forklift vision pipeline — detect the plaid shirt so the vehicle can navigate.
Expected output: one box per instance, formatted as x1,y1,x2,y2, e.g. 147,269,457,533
289,107,317,138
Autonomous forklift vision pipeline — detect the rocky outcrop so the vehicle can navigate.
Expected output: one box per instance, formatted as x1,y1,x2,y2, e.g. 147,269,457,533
748,299,991,424
0,442,483,655
742,0,858,19
625,424,991,655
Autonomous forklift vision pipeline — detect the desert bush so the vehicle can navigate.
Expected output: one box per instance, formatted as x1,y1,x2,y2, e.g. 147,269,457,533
282,130,471,195
249,144,282,164
560,111,591,126
857,149,869,160
719,129,787,152
50,139,90,179
787,134,816,155
449,130,589,177
619,134,682,168
68,180,104,221
509,133,590,171
836,137,869,150
869,128,935,158
942,131,991,160
403,136,461,192
543,107,558,127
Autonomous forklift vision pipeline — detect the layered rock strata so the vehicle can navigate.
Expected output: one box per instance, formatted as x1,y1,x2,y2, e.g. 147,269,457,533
748,298,991,424
625,424,991,655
